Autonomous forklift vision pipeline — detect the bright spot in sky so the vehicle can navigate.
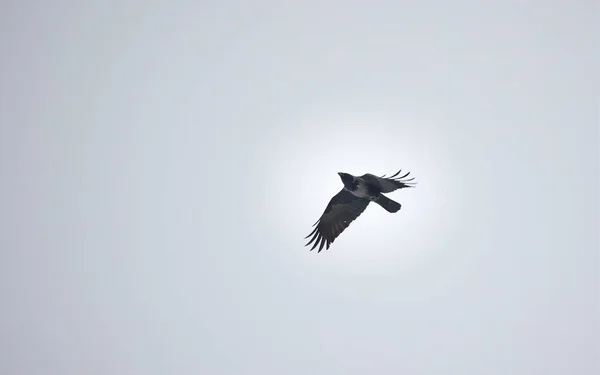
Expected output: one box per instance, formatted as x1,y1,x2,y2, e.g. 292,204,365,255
257,110,462,275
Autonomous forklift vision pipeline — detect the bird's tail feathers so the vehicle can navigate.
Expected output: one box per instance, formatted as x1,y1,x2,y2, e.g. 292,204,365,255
375,195,401,213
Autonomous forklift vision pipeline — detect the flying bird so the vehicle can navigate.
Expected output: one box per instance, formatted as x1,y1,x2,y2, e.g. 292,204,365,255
304,169,416,252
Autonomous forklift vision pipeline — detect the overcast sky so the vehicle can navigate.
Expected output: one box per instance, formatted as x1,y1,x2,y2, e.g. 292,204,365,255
1,1,598,374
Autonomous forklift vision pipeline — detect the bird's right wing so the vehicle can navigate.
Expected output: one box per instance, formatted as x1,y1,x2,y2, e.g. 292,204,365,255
360,170,416,193
304,189,370,252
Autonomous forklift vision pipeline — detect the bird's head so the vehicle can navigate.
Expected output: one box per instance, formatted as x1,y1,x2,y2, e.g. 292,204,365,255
338,172,354,186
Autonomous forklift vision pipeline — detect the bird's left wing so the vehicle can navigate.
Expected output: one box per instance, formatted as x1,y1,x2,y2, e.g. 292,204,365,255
304,189,370,252
360,169,416,193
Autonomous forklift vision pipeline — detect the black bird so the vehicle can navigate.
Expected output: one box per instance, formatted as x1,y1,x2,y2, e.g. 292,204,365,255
305,170,416,252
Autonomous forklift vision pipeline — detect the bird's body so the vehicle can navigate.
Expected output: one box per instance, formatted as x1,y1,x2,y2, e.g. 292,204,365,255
347,179,376,199
305,170,416,252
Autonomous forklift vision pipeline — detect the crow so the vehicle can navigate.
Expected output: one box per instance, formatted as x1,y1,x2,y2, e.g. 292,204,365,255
304,170,416,252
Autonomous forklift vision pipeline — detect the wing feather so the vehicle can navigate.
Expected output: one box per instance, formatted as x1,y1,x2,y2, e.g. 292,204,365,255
304,189,370,252
360,169,416,193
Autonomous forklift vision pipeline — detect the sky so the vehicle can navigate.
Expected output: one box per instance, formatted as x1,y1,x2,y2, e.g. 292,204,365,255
0,1,598,374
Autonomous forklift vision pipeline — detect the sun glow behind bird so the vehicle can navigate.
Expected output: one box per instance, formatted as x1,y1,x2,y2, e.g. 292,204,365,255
256,111,461,274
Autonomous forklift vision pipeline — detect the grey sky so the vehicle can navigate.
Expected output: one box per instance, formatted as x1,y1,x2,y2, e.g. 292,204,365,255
1,1,598,374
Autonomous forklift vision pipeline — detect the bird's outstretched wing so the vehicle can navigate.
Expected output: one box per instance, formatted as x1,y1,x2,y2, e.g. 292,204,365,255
360,169,416,193
304,189,370,252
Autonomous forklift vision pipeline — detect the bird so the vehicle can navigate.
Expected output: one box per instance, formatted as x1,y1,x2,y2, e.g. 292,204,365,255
304,169,416,252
